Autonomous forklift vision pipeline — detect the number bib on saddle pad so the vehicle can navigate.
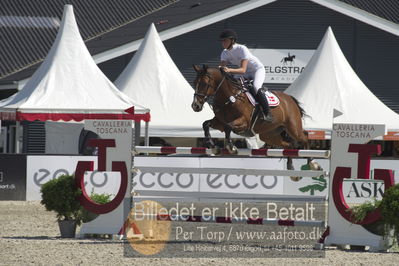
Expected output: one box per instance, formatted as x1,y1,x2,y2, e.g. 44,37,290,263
245,90,280,107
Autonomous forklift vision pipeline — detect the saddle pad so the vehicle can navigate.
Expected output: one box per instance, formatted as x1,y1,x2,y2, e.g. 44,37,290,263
265,91,280,106
245,91,280,107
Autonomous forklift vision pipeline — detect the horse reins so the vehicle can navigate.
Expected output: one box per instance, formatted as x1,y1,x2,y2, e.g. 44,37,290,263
194,73,226,106
195,70,249,116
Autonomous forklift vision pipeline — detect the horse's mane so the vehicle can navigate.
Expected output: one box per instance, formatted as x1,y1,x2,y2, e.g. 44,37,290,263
216,68,243,90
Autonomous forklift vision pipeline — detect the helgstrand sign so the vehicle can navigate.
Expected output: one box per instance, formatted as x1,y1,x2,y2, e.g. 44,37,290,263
250,49,314,84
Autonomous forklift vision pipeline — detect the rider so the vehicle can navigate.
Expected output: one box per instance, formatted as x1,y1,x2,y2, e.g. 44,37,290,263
219,29,273,122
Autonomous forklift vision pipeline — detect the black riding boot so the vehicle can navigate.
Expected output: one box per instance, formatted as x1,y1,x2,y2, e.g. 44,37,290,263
256,90,273,122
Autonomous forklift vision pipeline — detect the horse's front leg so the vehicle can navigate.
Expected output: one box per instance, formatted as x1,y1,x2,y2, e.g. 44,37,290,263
224,125,238,154
202,118,224,154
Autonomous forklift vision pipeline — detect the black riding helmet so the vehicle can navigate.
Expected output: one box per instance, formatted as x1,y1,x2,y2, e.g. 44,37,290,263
219,29,237,41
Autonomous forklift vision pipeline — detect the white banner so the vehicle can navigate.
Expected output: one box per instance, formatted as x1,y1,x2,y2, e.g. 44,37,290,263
284,158,329,197
134,157,284,197
199,157,284,194
284,158,399,203
26,155,121,201
26,155,398,203
250,49,314,84
135,157,399,203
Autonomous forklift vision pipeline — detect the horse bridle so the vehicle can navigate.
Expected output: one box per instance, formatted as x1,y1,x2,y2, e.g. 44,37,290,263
194,72,226,106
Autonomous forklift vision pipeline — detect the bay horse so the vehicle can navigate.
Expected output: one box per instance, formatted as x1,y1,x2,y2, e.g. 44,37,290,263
192,64,311,170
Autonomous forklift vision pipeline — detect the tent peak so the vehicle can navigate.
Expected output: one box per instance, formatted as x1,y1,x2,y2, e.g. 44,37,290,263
285,26,399,131
0,4,150,122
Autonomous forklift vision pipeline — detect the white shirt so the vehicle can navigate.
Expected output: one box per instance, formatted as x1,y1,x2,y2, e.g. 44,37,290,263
220,43,264,77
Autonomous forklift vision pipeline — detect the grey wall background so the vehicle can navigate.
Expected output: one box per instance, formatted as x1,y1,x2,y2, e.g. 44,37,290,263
0,154,26,200
99,0,399,113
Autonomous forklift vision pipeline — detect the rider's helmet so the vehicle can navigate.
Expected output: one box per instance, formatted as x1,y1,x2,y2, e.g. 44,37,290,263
219,29,237,41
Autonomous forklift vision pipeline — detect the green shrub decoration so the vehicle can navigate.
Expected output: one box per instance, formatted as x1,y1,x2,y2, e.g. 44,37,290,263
90,192,112,204
80,192,113,223
40,175,82,222
349,199,381,223
349,183,399,244
40,174,115,228
380,183,399,240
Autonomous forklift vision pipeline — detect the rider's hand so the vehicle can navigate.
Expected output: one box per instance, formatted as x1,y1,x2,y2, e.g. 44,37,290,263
220,66,229,73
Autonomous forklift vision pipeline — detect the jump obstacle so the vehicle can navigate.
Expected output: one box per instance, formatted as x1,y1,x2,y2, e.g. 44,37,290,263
134,145,331,158
77,120,395,251
132,150,329,238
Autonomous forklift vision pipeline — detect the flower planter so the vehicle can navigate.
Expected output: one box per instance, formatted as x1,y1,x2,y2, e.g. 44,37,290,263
58,220,77,238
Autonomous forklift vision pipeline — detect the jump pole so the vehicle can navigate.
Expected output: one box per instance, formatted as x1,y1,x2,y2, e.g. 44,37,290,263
134,146,330,158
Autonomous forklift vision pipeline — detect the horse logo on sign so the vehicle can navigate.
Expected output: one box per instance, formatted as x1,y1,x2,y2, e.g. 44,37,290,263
281,52,296,65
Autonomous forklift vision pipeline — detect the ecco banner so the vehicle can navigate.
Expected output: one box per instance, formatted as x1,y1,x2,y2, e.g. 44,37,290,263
134,157,285,195
24,156,398,202
26,155,121,201
134,157,399,203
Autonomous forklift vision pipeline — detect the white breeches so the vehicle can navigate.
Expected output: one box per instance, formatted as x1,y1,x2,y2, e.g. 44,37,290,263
244,67,266,92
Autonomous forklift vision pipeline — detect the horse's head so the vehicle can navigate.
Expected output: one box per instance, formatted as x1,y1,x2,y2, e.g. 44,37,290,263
191,64,222,112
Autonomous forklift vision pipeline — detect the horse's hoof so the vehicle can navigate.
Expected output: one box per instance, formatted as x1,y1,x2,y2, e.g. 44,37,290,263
227,145,238,155
309,160,321,170
290,176,303,182
211,146,221,155
206,142,214,149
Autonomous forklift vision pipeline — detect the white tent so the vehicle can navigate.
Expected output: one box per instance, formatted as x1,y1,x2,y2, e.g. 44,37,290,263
285,27,399,132
114,23,221,138
0,5,150,123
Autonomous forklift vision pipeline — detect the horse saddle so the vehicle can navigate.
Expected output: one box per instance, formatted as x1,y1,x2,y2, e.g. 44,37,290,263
245,90,280,107
230,79,280,137
238,78,280,107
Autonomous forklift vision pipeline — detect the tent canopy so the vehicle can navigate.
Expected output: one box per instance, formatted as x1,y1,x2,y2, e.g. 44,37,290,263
114,23,220,138
0,5,150,122
285,27,399,132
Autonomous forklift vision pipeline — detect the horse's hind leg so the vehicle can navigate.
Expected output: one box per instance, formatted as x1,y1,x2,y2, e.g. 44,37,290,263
284,124,308,149
283,125,310,171
300,130,316,166
258,133,296,170
259,132,291,148
284,125,322,172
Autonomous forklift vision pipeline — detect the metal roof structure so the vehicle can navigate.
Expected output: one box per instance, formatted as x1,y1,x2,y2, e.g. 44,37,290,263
0,0,248,84
1,0,399,87
0,0,178,80
339,0,399,23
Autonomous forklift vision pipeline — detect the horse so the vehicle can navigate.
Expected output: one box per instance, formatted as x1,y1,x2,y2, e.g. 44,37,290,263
191,64,311,170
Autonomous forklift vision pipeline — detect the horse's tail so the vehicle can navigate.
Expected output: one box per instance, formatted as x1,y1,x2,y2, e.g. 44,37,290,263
290,95,308,118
